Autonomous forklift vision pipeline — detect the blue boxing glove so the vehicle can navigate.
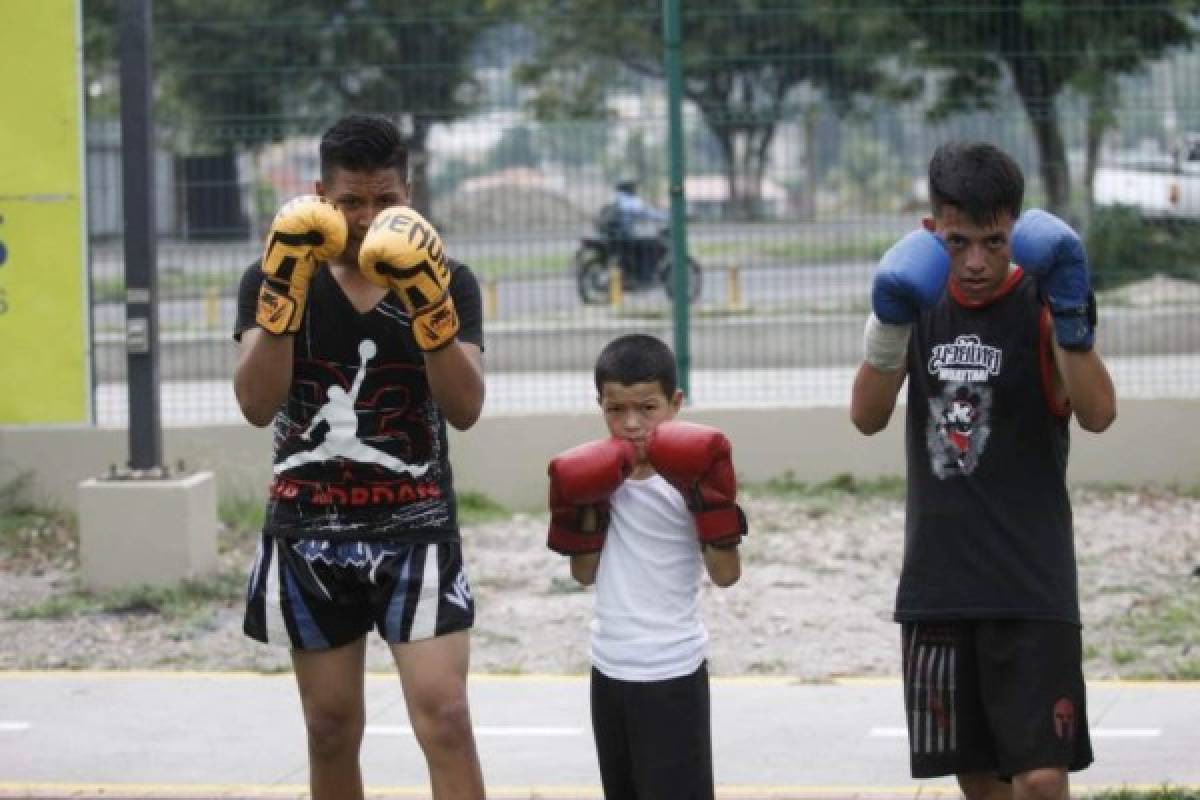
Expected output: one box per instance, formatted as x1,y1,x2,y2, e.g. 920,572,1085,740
1011,209,1096,351
862,229,950,372
871,229,951,325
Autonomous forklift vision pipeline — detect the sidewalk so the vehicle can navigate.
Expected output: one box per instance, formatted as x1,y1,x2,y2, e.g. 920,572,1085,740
2,672,1198,799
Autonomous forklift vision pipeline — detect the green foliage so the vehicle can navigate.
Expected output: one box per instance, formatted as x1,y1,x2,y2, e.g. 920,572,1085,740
491,125,541,170
218,490,264,535
457,491,511,525
82,0,501,215
824,128,910,213
90,268,237,306
863,1,1197,212
217,489,266,555
886,2,1194,117
1086,206,1200,291
505,0,895,219
0,472,76,568
1089,574,1200,681
1086,788,1200,800
753,472,906,501
8,572,244,623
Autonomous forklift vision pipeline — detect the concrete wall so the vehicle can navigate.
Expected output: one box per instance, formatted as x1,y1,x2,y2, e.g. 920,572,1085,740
2,398,1197,513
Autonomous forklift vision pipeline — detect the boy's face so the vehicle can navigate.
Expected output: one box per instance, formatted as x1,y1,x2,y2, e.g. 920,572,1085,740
925,205,1015,304
316,166,408,268
598,380,683,461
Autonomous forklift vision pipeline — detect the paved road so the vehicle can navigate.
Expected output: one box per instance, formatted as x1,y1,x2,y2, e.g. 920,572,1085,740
0,672,1196,799
91,260,879,331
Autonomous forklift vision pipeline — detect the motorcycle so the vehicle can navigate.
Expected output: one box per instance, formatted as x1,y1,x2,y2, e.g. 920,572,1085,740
573,205,702,305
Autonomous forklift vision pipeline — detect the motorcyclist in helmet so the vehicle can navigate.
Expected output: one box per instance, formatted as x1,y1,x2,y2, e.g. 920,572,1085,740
610,179,668,283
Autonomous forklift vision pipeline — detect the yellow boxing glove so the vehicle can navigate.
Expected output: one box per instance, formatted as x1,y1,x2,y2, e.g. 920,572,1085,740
256,195,347,335
358,206,460,351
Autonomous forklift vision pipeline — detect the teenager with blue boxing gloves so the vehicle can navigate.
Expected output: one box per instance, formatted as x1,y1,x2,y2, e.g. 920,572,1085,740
851,141,1115,800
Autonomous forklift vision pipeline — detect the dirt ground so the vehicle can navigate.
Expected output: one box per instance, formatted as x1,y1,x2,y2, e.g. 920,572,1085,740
2,486,1198,680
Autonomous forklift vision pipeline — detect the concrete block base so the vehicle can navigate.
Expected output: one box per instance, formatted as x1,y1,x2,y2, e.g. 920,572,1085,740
78,470,218,590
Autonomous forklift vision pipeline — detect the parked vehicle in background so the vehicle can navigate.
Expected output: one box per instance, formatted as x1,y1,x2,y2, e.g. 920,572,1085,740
1093,134,1200,222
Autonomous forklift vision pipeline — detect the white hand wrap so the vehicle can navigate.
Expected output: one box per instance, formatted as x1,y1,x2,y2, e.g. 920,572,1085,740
863,312,911,372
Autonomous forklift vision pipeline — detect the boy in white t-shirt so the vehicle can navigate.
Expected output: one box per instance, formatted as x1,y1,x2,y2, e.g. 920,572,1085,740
546,333,744,800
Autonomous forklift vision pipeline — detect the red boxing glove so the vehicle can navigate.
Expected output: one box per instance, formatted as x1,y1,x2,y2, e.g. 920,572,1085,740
647,420,746,547
546,437,637,555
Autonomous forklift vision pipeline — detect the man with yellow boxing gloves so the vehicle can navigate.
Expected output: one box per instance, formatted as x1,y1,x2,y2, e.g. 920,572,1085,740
233,114,486,799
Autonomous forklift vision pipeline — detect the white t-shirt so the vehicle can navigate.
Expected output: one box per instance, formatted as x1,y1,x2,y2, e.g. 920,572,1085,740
590,474,708,681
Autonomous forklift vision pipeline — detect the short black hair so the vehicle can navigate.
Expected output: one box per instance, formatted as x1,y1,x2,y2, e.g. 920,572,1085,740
928,141,1024,225
594,334,677,397
319,114,408,184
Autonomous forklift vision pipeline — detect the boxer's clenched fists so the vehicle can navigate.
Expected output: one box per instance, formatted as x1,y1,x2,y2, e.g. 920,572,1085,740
546,437,638,555
359,206,460,351
647,420,746,548
256,195,347,335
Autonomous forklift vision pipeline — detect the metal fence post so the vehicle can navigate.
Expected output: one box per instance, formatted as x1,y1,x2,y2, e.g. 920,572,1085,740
118,0,163,471
662,0,691,398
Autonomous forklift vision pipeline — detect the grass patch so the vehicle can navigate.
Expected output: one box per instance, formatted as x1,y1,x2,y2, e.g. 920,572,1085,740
467,251,571,279
472,628,521,647
750,471,905,501
1074,481,1200,498
614,306,758,321
690,232,897,266
457,491,512,525
1085,789,1200,800
747,658,789,674
8,571,244,622
465,231,898,280
1091,579,1200,680
217,488,265,552
744,472,905,520
0,472,77,568
91,268,236,304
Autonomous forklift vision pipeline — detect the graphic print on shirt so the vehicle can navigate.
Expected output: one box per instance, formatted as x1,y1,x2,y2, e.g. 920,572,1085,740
274,338,430,478
924,334,1001,479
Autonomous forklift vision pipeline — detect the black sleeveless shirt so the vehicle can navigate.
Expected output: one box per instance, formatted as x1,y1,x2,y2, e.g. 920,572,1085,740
898,269,1079,624
235,259,484,543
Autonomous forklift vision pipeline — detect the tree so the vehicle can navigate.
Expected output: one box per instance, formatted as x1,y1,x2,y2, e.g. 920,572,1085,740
880,1,1197,214
82,0,121,120
83,1,497,218
490,125,540,169
505,1,894,219
312,1,496,215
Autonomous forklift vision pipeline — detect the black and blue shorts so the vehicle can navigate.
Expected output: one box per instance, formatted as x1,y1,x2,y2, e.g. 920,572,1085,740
243,535,474,650
901,619,1093,780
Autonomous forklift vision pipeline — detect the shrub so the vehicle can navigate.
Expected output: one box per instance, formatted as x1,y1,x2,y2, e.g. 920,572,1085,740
1086,205,1200,290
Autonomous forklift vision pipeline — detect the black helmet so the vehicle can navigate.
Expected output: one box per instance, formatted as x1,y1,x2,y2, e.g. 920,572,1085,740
616,178,638,193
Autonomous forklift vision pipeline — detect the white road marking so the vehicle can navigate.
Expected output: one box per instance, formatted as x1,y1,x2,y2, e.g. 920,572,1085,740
1087,728,1163,738
367,725,583,737
0,721,31,732
870,726,1160,739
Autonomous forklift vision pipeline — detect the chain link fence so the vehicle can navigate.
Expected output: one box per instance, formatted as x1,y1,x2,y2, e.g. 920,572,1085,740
83,3,1200,426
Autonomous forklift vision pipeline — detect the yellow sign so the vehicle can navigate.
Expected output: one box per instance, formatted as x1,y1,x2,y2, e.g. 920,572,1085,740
0,2,89,423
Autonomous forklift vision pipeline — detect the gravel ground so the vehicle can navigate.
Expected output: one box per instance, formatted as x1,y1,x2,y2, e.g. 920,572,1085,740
2,487,1198,680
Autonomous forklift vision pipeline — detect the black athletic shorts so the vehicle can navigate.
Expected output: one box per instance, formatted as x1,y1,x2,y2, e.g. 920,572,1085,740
243,535,474,650
901,619,1093,780
590,662,713,800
